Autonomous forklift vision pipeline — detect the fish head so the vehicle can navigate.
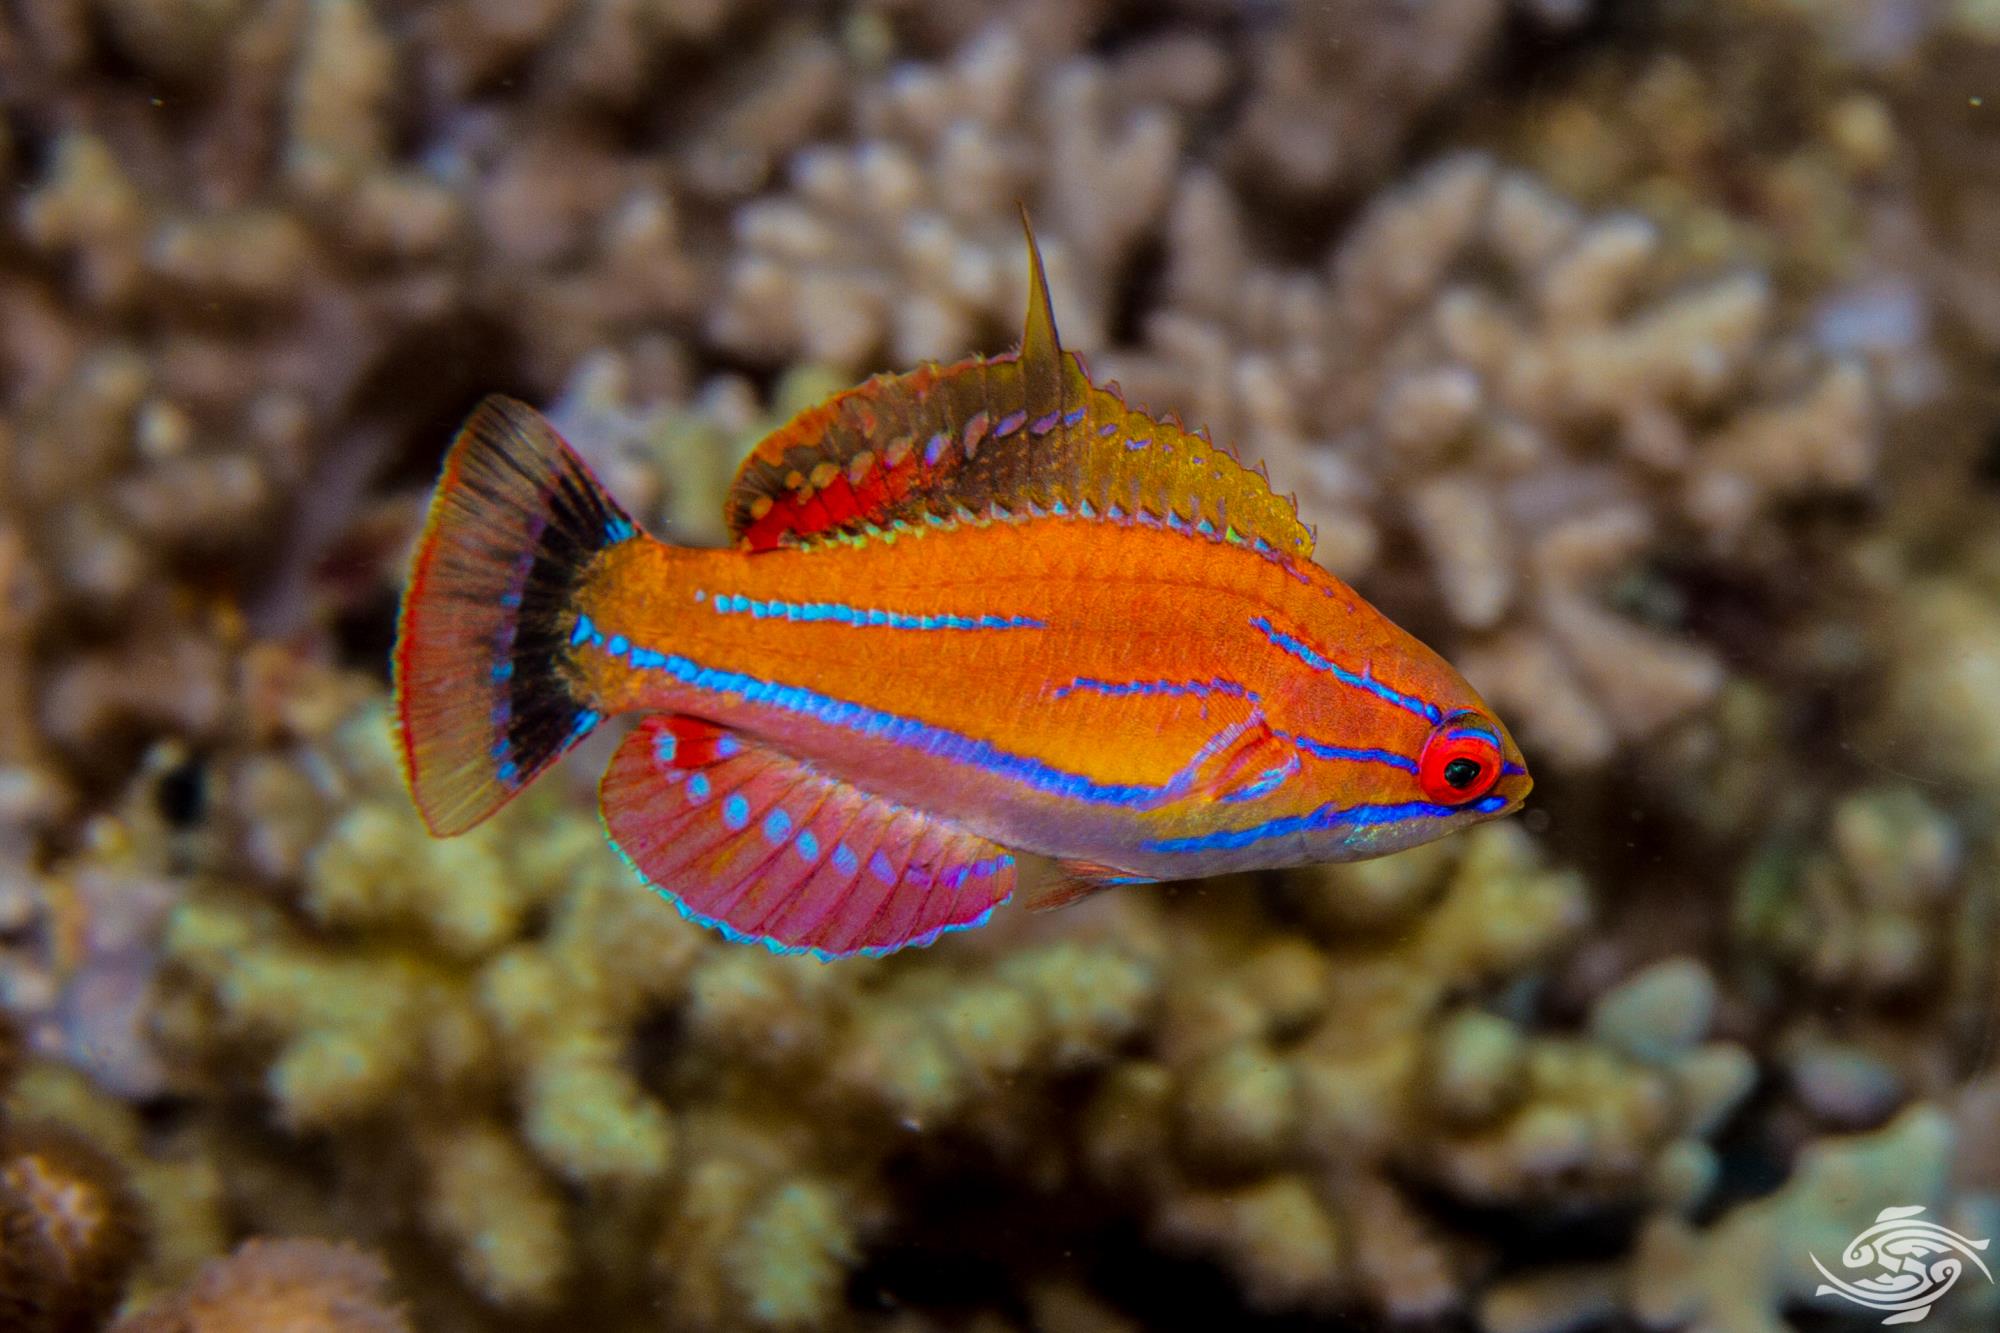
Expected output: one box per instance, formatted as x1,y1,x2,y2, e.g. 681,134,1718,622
1269,618,1533,863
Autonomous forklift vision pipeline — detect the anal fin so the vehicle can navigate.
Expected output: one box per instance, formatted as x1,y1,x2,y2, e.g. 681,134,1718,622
600,716,1015,959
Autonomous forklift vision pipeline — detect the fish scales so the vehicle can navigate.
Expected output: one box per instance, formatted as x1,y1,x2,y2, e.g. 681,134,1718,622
393,212,1531,959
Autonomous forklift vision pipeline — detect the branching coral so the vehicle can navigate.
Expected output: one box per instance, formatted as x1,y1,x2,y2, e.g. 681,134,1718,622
1225,0,1591,199
142,686,1706,1328
1628,1106,1970,1333
0,0,730,815
151,690,1172,1325
547,349,852,548
109,1237,410,1333
1730,779,1999,1142
710,23,1195,371
1075,828,1757,1322
0,1014,147,1333
1101,152,1884,767
2,2,1998,1332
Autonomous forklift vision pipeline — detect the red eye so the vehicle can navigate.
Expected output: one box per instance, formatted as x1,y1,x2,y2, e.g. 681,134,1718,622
1419,718,1503,804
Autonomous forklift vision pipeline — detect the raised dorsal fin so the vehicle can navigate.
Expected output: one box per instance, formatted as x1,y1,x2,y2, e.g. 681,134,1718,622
724,214,1314,560
1019,202,1061,380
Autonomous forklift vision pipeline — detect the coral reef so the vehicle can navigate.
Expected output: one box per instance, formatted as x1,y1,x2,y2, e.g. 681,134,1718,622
708,23,1191,370
1226,0,1590,199
143,691,1172,1323
110,1238,410,1333
1099,151,1885,768
0,1014,147,1332
1,0,1998,1330
1079,829,1748,1319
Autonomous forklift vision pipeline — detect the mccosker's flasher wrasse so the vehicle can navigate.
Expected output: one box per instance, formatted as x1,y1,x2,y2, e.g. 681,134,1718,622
392,217,1533,960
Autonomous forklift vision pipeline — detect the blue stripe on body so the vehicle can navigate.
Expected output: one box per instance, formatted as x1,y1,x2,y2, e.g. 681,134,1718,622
1279,732,1419,773
703,594,1044,632
1053,676,1260,703
1145,794,1510,855
1250,617,1442,724
585,637,1227,809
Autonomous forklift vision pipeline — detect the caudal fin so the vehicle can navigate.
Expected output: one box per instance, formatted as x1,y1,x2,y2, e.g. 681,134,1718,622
393,395,635,836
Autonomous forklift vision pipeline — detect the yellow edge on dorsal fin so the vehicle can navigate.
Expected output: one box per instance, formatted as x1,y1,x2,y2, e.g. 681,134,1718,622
1019,203,1060,375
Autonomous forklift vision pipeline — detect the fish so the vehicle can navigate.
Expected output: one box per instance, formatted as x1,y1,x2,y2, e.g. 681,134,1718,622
392,215,1532,961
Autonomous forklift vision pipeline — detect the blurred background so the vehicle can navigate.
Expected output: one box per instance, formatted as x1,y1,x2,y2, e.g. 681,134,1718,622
2,0,1999,1329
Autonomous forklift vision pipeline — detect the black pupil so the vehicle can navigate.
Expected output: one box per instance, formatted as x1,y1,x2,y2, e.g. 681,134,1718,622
1443,757,1483,790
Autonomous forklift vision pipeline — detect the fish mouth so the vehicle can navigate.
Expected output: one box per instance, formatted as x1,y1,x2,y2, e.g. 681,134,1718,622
1491,737,1533,810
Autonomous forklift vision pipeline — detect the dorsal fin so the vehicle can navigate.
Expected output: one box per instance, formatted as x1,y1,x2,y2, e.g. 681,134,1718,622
1019,202,1061,380
724,214,1314,560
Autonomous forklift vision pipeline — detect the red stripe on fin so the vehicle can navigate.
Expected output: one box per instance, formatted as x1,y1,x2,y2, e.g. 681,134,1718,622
600,717,1015,959
721,213,1313,559
393,396,632,837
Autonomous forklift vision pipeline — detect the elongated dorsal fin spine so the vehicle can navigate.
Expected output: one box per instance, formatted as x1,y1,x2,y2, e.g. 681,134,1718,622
720,216,1315,560
1019,204,1061,377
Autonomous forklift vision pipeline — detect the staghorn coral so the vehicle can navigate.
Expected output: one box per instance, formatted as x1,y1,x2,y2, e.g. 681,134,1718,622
1879,570,2000,788
547,346,853,549
1101,152,1885,767
1112,836,1752,1312
1077,830,1757,1322
0,0,748,830
1224,0,1592,199
710,23,1196,372
0,643,379,1102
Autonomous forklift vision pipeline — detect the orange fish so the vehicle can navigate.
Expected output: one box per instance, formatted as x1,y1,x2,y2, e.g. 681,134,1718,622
393,218,1532,959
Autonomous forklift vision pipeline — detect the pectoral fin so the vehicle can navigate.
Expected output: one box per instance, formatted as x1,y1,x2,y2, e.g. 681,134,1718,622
1021,860,1159,913
1185,721,1300,806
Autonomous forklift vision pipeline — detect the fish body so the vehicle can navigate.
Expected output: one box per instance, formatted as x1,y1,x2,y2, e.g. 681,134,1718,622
394,218,1530,959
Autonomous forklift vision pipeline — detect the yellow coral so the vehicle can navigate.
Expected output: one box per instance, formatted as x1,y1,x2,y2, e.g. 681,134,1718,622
422,1121,570,1308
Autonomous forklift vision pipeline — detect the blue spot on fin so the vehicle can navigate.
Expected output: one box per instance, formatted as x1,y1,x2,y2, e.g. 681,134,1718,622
598,715,1016,959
